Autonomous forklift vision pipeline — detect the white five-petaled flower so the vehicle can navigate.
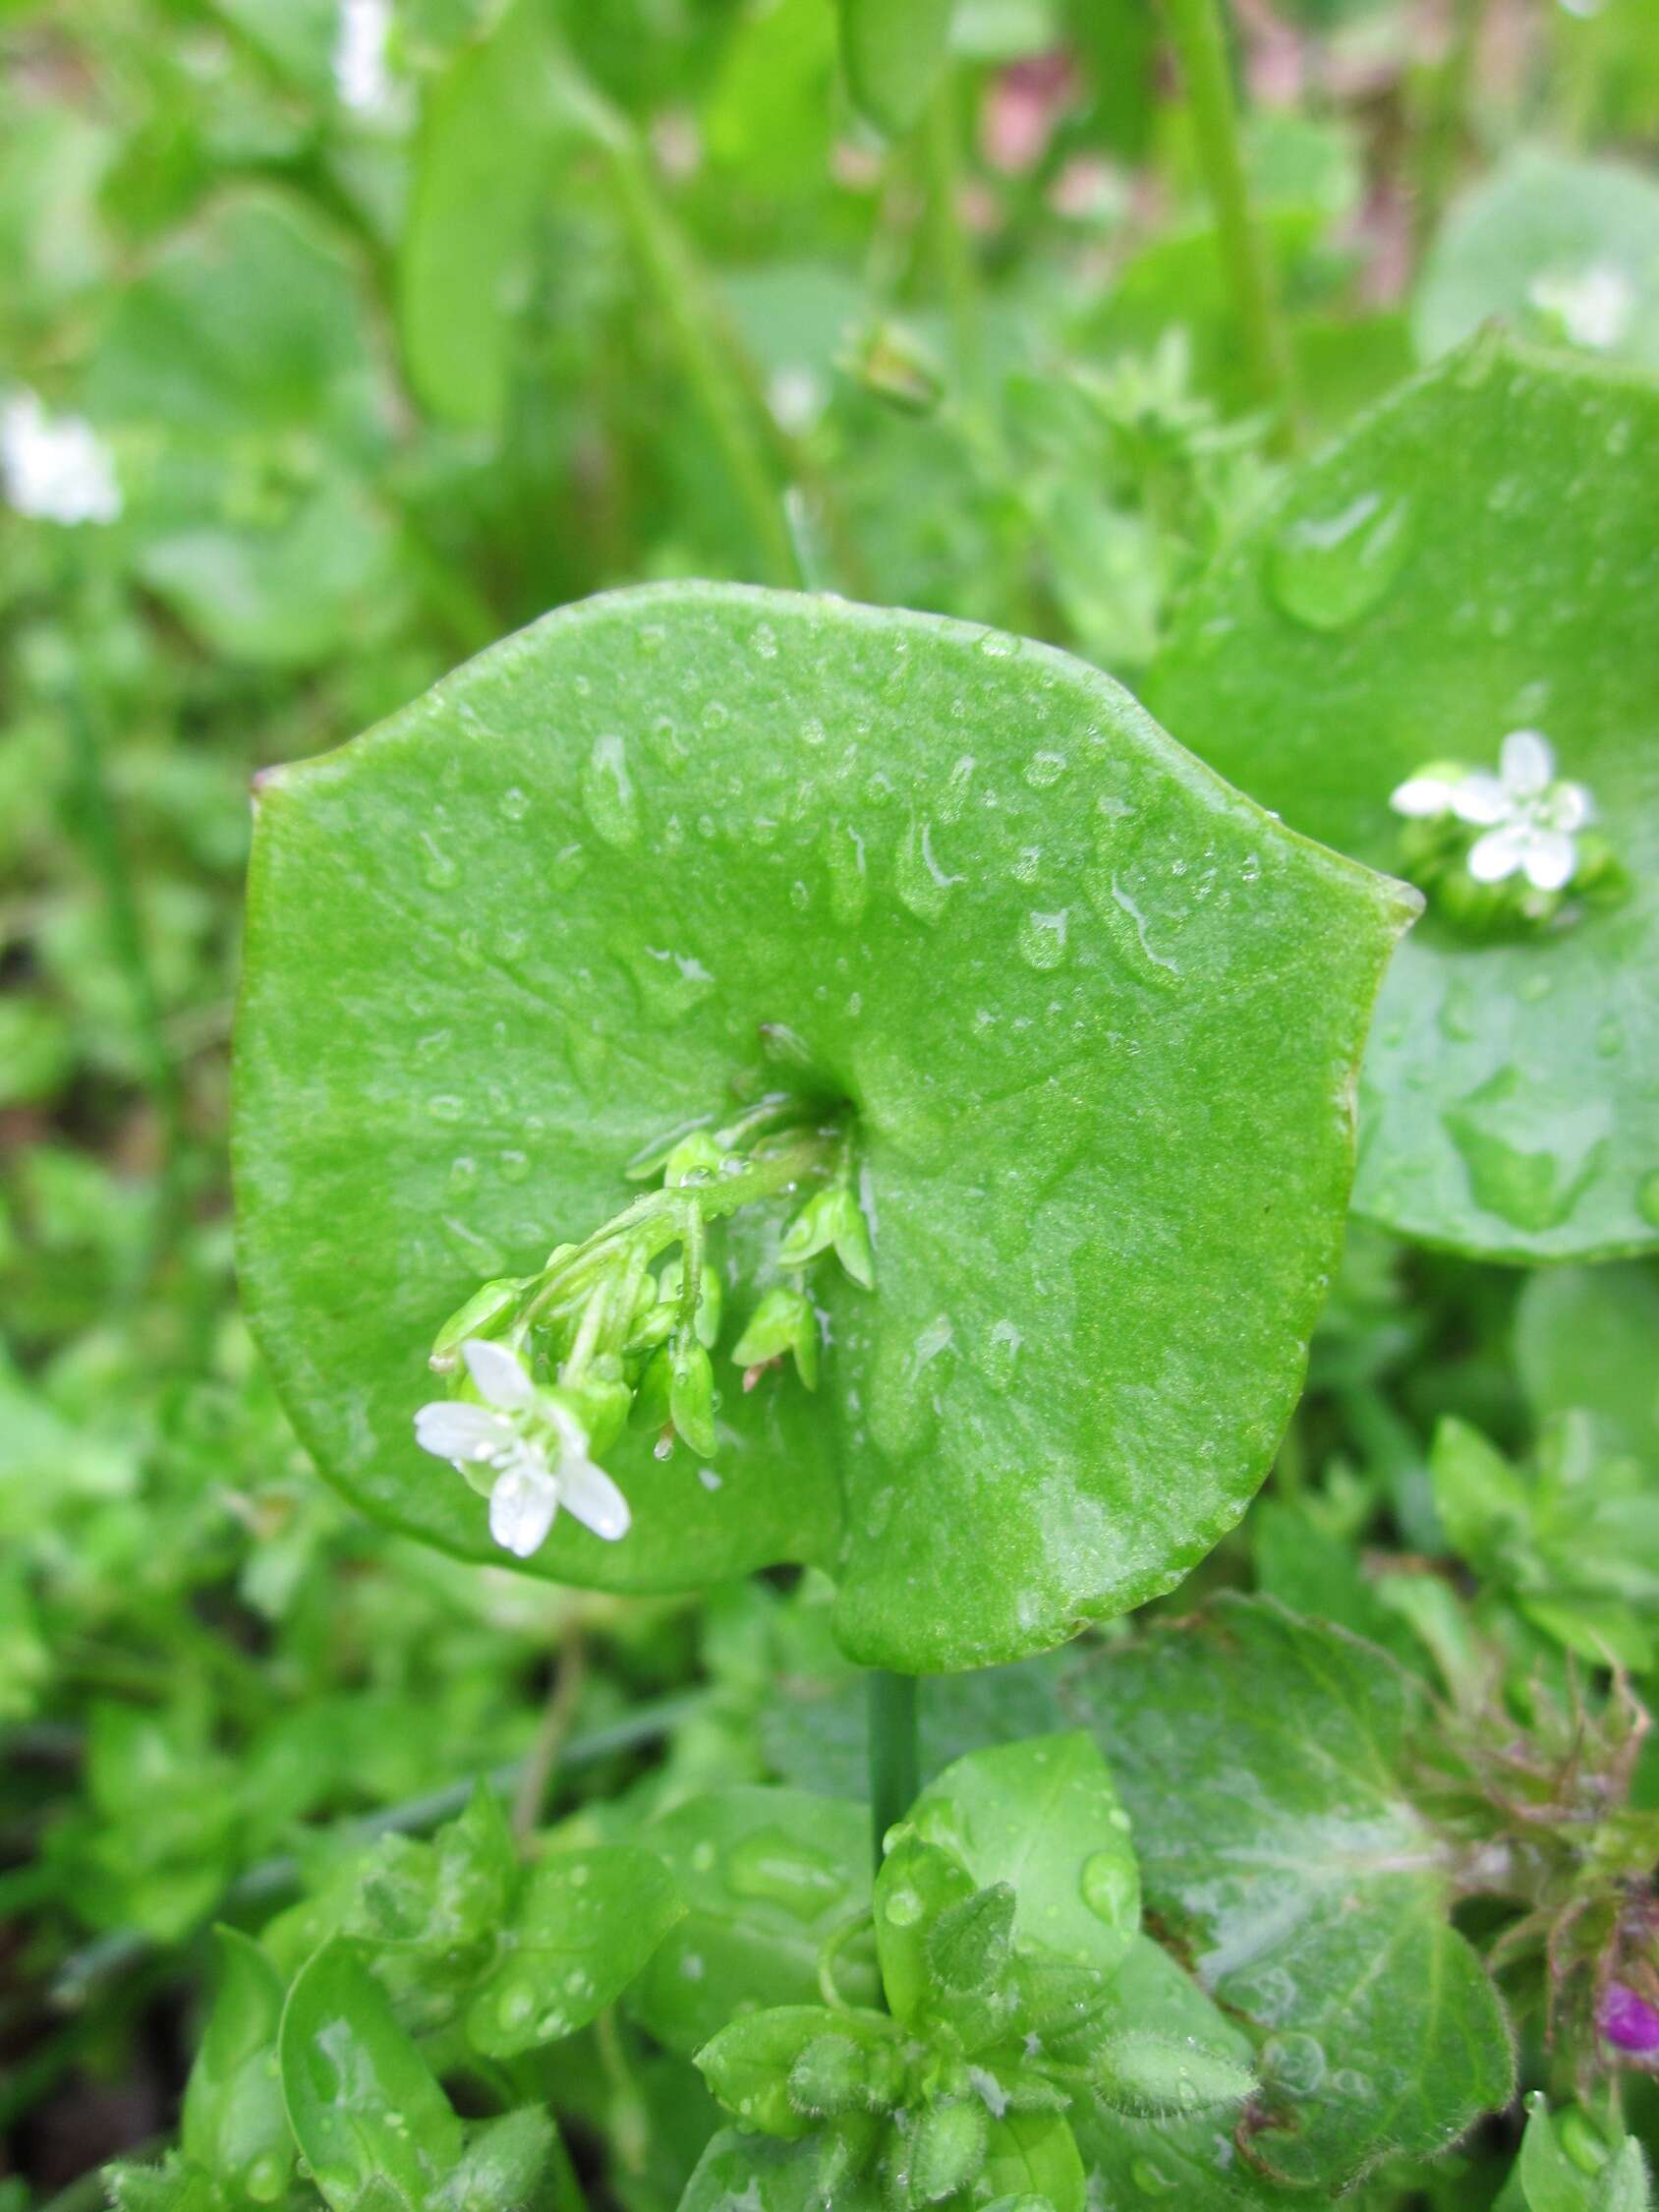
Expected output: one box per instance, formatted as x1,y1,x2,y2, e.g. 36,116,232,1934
1391,729,1595,893
1,389,122,525
333,0,398,118
1528,262,1634,353
414,1338,630,1559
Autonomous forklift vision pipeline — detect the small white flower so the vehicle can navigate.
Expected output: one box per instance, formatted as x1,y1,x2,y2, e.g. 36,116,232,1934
1,390,121,526
414,1337,630,1558
1528,262,1633,353
1391,729,1594,893
334,0,398,118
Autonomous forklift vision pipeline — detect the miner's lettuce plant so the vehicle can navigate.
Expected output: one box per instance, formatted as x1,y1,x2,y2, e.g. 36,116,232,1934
5,0,1659,2206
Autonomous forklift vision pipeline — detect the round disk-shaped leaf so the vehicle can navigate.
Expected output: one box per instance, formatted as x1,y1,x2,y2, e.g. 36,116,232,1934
234,583,1410,1669
1153,335,1659,1260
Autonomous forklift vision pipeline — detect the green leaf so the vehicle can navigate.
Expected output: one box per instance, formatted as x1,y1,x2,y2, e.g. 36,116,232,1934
1089,2031,1255,2120
1430,1414,1532,1573
1152,334,1659,1259
630,1787,876,2058
1516,2098,1652,2212
835,0,956,139
466,1843,683,2058
234,584,1410,1670
1069,1597,1514,2189
678,2127,853,2212
103,2159,227,2212
432,2108,565,2212
1068,1936,1289,2210
180,1928,294,2206
1516,1262,1659,1472
981,2111,1085,2212
874,1834,977,2029
398,0,571,429
278,1938,464,2204
909,1734,1139,1976
1415,152,1659,374
84,188,386,453
695,2006,895,2138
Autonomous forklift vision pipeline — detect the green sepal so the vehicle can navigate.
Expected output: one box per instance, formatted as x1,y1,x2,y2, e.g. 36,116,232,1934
904,2097,990,2206
696,2005,894,2139
429,1277,529,1372
669,1337,718,1457
732,1286,821,1390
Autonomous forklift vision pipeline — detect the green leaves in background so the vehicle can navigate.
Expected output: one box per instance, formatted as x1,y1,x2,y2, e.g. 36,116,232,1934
1070,1597,1514,2190
82,188,408,666
1507,2096,1652,2212
1153,334,1659,1261
630,1787,877,2057
1515,1262,1659,1474
1415,153,1659,373
398,0,570,430
835,0,956,139
181,1930,294,2206
234,583,1413,1669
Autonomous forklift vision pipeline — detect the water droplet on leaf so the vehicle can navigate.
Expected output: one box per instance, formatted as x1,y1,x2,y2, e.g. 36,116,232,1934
1269,492,1413,631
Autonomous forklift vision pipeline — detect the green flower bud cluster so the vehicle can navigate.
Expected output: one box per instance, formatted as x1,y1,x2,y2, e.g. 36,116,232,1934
424,1094,872,1474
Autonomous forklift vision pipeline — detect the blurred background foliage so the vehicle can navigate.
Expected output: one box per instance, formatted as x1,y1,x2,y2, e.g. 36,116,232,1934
2,0,1659,2196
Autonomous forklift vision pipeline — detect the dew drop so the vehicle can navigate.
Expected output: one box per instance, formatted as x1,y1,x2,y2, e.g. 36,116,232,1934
498,785,530,822
448,1154,478,1193
884,1885,924,1926
1269,491,1413,631
500,1149,530,1185
1023,750,1068,790
245,2154,287,2204
1636,1171,1659,1230
1018,909,1068,969
826,820,868,925
800,716,827,748
428,1094,465,1124
726,1830,844,1921
752,621,778,661
582,733,639,848
1130,2159,1175,2196
976,628,1019,660
1261,2031,1327,2097
497,1981,537,2030
895,816,963,924
420,833,458,890
1079,1847,1137,1933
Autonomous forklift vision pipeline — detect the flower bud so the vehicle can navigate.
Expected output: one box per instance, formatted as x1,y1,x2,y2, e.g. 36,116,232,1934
429,1277,526,1371
905,2099,988,2205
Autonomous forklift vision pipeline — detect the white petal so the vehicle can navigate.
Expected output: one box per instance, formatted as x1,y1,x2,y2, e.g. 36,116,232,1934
488,1466,560,1556
1546,781,1594,832
1520,829,1576,892
559,1456,632,1542
1467,825,1527,883
415,1401,511,1462
1390,776,1458,818
1451,774,1511,827
463,1337,535,1409
1500,729,1554,795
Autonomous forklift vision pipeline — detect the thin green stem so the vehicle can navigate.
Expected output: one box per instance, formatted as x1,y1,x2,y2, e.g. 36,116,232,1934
580,95,802,589
1163,0,1298,443
868,1669,921,1869
1413,0,1487,257
920,83,985,402
521,1128,840,1330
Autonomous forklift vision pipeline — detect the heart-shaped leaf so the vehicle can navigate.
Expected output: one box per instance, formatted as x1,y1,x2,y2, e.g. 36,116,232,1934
234,583,1412,1669
1153,334,1659,1260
